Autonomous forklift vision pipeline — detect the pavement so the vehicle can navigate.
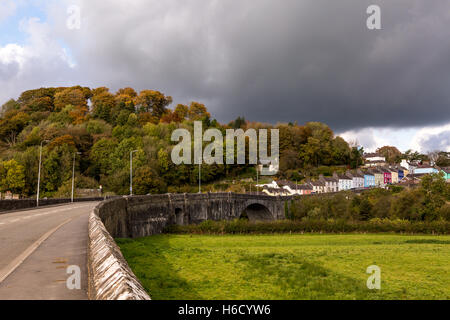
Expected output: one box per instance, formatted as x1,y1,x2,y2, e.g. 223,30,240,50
0,202,99,300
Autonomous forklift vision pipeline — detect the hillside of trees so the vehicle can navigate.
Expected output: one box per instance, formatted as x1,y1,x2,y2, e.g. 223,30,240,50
0,86,365,197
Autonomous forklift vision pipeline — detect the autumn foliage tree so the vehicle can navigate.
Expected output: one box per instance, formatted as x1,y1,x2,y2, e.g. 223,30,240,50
377,146,402,164
135,90,173,119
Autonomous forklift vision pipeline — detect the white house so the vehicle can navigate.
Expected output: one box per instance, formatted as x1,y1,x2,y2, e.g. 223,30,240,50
319,175,338,193
364,153,386,162
333,173,353,191
346,171,364,189
308,180,326,194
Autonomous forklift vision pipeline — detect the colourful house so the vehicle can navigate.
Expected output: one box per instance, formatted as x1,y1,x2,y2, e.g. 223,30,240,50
361,171,375,188
440,167,450,182
298,184,313,195
414,166,439,175
389,168,399,184
377,168,392,184
370,169,385,187
383,168,392,184
398,167,406,181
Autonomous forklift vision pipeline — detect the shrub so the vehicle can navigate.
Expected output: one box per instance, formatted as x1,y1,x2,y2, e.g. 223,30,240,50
163,219,450,235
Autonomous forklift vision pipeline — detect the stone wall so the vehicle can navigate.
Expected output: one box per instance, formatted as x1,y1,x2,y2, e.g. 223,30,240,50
87,203,150,300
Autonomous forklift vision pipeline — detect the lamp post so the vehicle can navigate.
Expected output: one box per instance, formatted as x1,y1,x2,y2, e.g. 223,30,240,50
198,157,201,194
36,140,49,207
71,152,81,202
256,164,262,195
130,150,138,196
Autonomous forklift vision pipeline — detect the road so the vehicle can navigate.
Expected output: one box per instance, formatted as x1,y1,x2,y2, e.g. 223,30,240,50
0,202,99,300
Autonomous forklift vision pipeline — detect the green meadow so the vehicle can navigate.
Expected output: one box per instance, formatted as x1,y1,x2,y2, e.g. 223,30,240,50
116,234,450,300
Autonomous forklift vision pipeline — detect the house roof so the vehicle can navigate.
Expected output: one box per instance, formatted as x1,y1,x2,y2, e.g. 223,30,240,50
335,174,352,180
277,180,307,190
365,160,387,164
416,165,435,169
347,171,364,178
309,181,325,187
263,187,290,194
321,176,338,182
364,153,383,158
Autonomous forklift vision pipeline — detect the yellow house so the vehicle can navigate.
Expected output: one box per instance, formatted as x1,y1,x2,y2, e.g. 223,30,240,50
371,169,385,187
389,168,399,184
403,168,409,177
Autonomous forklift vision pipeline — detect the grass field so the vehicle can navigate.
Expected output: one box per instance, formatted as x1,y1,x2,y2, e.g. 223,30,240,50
116,234,450,300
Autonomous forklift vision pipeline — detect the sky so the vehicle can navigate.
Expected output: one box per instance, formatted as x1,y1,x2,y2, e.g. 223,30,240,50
0,0,449,153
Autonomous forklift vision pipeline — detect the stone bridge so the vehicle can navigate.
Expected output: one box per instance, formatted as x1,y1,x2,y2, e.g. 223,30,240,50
98,193,293,238
88,193,293,299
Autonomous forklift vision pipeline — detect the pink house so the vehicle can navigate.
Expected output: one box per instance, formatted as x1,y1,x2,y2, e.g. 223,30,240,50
380,168,392,184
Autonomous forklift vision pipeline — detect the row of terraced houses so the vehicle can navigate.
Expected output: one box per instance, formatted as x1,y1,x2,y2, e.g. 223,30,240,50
258,153,450,197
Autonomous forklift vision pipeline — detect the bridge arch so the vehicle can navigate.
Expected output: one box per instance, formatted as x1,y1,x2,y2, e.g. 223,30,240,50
240,202,274,221
175,207,189,225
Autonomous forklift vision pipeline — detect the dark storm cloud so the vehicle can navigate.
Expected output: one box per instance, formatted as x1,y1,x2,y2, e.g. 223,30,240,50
4,0,450,132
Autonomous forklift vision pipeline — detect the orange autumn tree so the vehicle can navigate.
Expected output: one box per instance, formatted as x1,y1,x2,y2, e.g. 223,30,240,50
135,90,173,120
54,88,89,124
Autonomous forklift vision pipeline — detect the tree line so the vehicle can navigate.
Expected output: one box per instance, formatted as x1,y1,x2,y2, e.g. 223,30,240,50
0,86,443,197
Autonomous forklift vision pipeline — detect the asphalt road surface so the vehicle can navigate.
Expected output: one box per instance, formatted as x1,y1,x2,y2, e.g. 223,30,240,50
0,202,99,300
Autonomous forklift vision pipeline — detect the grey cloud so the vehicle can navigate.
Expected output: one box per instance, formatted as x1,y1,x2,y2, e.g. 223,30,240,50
3,0,450,132
417,131,450,153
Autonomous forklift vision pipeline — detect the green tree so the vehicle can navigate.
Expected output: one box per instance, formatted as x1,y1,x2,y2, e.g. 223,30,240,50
0,111,31,146
158,148,170,173
419,173,448,221
0,160,26,195
90,138,118,175
92,91,116,122
350,146,364,169
133,166,167,195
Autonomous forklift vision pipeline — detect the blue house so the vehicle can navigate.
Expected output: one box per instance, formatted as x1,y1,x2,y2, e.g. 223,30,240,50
361,171,375,188
414,166,439,175
398,168,405,181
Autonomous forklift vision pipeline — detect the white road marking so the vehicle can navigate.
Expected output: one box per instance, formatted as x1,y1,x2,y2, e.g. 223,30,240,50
0,218,74,284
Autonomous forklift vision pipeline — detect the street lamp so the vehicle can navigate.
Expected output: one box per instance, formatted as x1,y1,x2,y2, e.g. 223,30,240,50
198,157,201,194
36,140,49,207
256,164,262,195
130,150,138,196
71,152,82,202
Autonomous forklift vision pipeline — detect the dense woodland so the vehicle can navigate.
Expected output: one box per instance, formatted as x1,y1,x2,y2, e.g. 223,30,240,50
0,86,446,198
